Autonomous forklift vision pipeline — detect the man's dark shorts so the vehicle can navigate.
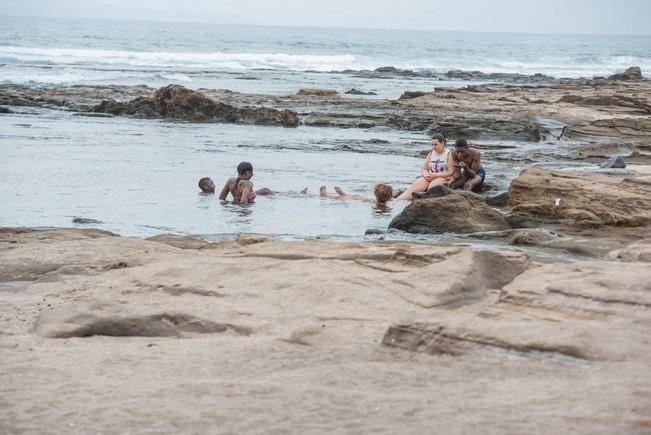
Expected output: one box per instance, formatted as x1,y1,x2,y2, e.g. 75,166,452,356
472,167,486,192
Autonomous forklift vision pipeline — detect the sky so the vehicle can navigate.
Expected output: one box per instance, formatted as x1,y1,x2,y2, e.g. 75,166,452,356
1,0,650,35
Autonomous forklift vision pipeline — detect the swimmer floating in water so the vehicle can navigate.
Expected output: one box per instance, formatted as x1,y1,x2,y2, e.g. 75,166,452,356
319,183,396,205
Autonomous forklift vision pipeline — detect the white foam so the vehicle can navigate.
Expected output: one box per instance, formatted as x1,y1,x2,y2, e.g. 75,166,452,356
0,46,358,72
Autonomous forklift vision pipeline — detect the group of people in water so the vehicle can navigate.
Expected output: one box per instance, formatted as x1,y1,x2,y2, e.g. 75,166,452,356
198,134,485,205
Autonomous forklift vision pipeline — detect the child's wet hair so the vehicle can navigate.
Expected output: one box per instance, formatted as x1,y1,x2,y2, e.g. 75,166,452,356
237,161,253,175
374,183,394,204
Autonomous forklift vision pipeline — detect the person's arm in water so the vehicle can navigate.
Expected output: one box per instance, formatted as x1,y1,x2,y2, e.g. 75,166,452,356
420,152,435,182
218,178,232,200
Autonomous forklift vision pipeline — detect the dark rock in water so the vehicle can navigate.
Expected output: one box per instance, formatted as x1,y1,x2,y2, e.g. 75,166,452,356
344,88,377,96
399,91,428,100
445,69,555,83
0,106,11,113
485,191,510,207
296,88,338,96
608,66,643,81
73,112,114,118
600,156,626,169
93,84,299,127
364,228,385,235
342,66,422,79
72,217,104,225
389,191,510,234
374,66,416,76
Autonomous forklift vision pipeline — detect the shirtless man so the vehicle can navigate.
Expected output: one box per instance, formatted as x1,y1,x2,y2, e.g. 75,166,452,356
447,138,485,192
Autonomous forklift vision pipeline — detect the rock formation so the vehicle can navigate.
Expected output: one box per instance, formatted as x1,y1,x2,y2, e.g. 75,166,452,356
508,168,651,228
608,66,644,81
1,228,650,434
389,188,510,234
92,84,299,127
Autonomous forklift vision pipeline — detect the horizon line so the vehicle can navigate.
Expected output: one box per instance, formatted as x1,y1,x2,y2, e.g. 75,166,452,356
1,13,650,38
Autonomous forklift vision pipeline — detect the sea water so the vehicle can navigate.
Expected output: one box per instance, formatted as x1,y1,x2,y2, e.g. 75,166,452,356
2,16,650,96
1,16,647,244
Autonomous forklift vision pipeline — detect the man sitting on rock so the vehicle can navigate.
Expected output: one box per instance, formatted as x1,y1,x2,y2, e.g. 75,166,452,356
448,138,485,192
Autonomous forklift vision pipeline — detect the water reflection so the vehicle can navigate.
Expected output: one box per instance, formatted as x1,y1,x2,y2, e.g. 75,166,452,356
371,204,393,215
222,201,254,218
197,192,214,209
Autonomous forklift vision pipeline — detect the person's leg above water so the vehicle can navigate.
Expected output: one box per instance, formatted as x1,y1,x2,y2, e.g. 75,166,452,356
255,187,273,195
464,167,485,192
396,177,430,200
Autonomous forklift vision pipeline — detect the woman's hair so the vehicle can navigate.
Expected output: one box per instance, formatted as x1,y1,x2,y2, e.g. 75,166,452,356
374,183,394,204
237,161,253,175
431,133,447,144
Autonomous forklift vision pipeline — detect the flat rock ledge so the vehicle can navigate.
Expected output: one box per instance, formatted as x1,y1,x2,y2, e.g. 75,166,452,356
508,167,651,227
2,228,651,434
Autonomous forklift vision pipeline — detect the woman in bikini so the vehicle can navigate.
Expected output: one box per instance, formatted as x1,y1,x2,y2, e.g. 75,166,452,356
396,133,456,200
218,161,272,204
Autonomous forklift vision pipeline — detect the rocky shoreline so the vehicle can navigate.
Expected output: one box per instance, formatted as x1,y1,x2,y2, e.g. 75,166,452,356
2,67,651,433
1,67,650,163
1,220,650,433
3,164,651,432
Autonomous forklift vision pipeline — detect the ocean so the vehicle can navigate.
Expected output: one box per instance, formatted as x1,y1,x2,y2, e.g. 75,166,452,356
1,15,649,247
2,16,650,96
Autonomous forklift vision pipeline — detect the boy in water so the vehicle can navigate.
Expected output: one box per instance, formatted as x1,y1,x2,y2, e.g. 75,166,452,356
198,177,216,193
447,138,485,192
319,184,395,205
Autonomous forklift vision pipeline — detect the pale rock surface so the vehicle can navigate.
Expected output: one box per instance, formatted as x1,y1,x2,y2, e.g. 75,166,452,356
508,167,651,227
1,228,650,434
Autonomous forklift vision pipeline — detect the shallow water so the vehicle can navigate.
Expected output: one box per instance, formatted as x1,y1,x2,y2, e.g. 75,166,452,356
1,105,591,261
0,107,421,238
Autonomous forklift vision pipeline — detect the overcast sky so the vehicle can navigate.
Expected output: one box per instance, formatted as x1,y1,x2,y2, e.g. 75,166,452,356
1,0,650,35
